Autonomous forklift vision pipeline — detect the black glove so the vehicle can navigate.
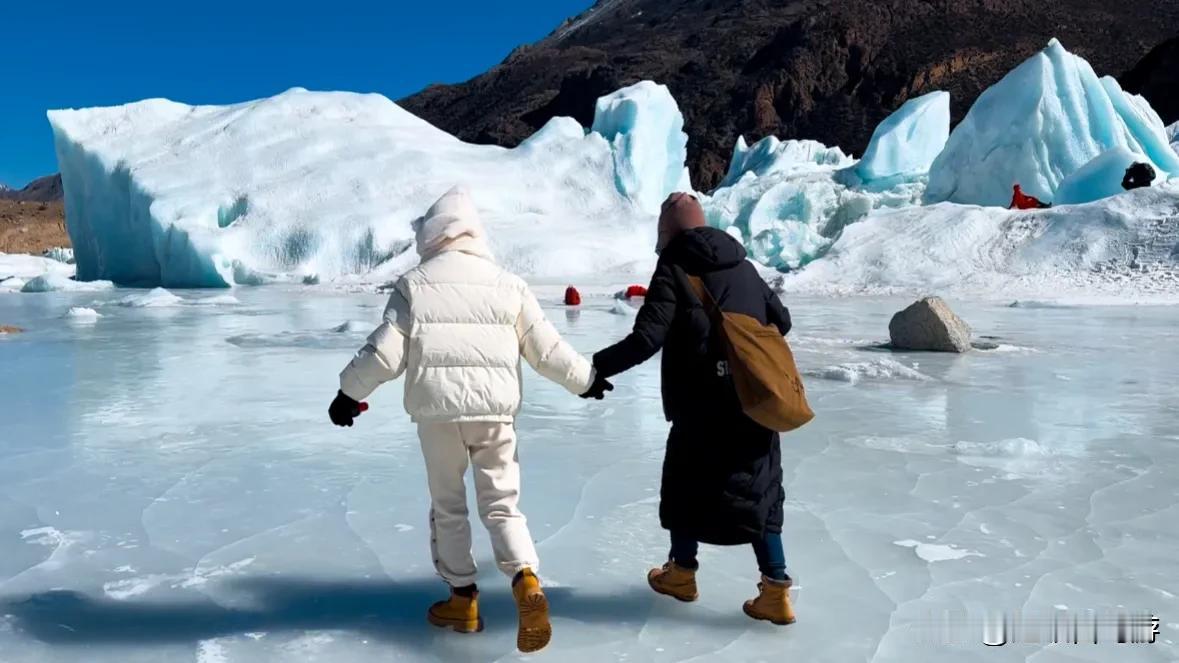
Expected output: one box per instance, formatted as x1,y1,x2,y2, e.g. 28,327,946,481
580,374,614,400
329,390,363,427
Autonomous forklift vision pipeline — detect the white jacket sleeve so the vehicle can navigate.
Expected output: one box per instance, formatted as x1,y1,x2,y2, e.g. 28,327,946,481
516,285,595,395
339,283,411,401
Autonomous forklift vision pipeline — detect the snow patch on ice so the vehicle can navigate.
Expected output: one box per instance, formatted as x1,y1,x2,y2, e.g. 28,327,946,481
0,253,75,280
196,639,228,663
952,438,1085,479
102,557,257,599
20,273,113,293
189,294,241,306
63,306,101,321
114,288,184,307
806,358,933,384
228,324,374,349
19,527,87,571
894,539,984,562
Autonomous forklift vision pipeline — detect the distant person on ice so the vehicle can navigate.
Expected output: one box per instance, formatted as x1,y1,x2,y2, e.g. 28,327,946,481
590,192,797,625
328,186,612,653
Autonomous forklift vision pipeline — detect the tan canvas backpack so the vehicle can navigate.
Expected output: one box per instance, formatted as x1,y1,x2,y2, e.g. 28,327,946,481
686,276,814,432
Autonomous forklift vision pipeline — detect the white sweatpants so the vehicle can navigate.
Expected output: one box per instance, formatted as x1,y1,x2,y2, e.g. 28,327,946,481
417,421,539,587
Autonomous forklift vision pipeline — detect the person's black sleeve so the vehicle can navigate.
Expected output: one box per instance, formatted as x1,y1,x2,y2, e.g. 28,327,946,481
592,263,678,379
764,280,791,336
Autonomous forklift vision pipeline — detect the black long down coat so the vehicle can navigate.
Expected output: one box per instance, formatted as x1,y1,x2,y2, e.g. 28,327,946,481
593,227,792,545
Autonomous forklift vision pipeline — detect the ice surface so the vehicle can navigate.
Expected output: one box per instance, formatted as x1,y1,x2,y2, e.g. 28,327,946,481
590,81,692,214
720,136,852,187
1054,146,1143,205
926,39,1179,207
2,290,1177,662
0,253,74,280
854,91,950,183
51,85,683,287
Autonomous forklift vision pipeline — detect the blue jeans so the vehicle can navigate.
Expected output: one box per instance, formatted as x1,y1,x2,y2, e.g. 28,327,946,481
670,530,789,581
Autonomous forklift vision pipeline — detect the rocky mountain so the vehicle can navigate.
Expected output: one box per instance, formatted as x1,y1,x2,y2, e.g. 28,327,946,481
401,0,1179,190
0,174,63,203
1120,35,1179,126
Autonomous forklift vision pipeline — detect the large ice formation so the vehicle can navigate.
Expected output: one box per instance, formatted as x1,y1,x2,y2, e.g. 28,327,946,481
701,136,923,270
51,84,688,287
926,39,1179,207
854,91,950,183
1053,146,1142,205
590,81,692,213
720,136,851,187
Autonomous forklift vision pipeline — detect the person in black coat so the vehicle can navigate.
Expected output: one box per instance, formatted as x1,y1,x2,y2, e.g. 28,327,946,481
590,192,797,625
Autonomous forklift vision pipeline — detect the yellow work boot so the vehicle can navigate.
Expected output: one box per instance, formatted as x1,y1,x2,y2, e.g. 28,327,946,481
426,586,483,633
647,561,699,602
512,569,551,653
742,576,796,625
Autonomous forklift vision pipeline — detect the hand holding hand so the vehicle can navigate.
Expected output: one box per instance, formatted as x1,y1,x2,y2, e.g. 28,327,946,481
580,375,614,400
329,390,368,427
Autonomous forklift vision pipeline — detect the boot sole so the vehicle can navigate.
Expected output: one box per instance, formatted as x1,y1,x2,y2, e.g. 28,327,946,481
516,591,552,653
427,612,484,633
648,577,698,602
742,603,796,625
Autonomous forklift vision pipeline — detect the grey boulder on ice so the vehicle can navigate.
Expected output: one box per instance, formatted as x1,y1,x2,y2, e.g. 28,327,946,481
888,297,972,353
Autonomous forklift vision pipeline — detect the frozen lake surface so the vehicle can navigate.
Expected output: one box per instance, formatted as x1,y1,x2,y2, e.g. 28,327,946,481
1,289,1177,662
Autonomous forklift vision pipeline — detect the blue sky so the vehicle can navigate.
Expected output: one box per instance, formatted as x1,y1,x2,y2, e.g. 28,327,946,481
0,0,593,188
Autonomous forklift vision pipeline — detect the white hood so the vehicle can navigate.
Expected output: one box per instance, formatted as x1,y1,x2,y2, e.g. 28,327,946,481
414,186,493,260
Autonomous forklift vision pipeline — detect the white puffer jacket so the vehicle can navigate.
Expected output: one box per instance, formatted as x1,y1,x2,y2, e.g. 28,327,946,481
339,186,594,423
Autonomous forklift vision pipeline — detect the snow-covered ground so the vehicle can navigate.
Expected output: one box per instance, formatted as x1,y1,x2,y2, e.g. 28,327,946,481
1,289,1177,662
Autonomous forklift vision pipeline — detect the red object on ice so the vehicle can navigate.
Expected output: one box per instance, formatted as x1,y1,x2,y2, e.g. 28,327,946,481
1010,184,1050,210
624,285,648,299
357,402,369,413
564,286,582,306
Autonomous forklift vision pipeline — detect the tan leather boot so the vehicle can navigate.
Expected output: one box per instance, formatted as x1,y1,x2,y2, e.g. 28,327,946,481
512,569,552,653
426,587,483,633
647,561,699,602
742,576,796,625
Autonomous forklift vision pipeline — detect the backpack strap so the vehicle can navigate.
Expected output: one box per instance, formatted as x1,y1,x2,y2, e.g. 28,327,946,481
685,274,720,316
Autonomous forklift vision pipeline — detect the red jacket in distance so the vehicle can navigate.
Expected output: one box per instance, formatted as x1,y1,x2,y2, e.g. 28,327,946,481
1010,184,1051,210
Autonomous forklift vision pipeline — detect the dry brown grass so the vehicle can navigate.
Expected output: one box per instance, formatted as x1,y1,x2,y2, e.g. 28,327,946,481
0,200,70,255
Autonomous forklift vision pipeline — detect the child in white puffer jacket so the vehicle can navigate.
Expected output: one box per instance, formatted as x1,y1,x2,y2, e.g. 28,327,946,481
329,186,611,653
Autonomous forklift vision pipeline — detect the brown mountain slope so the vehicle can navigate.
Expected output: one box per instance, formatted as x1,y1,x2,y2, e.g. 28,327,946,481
0,200,68,254
1120,35,1179,126
401,0,1179,190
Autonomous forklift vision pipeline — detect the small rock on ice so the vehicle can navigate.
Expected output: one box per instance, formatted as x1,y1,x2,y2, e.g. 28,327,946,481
888,296,972,352
609,299,639,316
